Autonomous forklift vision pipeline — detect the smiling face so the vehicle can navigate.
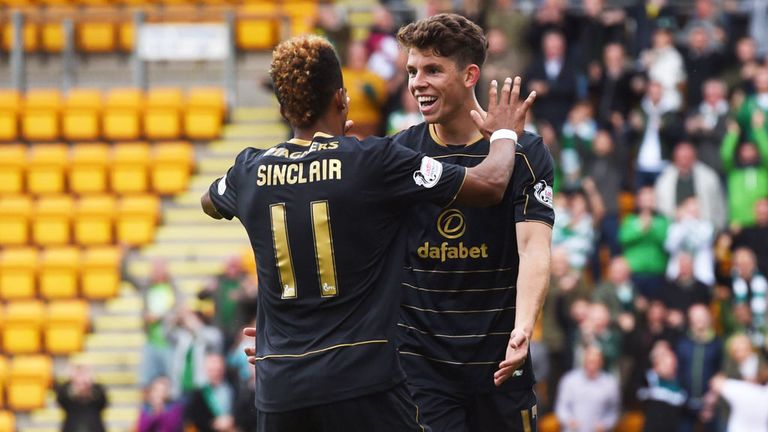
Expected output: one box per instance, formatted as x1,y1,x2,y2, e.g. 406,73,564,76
406,48,477,125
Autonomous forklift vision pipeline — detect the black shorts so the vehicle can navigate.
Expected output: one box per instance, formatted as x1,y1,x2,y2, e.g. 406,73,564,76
408,384,538,432
256,384,430,432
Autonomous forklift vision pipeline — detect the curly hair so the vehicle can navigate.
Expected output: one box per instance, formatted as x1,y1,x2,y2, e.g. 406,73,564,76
396,13,487,68
270,35,343,129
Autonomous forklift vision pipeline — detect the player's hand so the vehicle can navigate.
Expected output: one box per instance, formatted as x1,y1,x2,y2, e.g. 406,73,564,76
243,327,257,366
493,328,529,387
344,120,354,135
471,76,536,139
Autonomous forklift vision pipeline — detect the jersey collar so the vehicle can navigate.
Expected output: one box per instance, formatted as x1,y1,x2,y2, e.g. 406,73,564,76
429,124,484,148
287,132,334,147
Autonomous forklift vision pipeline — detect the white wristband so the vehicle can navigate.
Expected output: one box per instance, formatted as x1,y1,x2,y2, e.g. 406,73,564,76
490,129,518,144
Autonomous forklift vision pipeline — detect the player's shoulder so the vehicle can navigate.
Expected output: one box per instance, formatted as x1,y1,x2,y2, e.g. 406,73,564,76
390,123,429,150
516,130,547,156
234,147,264,165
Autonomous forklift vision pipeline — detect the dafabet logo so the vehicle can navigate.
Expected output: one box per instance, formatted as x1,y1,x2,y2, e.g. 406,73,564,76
417,209,489,262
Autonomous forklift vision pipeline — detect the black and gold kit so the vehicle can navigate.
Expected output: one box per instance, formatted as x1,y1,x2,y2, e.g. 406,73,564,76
208,132,465,420
393,123,555,431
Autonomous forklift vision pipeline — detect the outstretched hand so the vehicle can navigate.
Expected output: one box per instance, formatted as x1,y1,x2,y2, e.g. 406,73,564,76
493,328,529,387
471,76,536,140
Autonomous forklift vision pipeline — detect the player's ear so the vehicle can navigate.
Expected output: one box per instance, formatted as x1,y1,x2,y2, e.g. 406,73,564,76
335,88,347,112
464,64,481,88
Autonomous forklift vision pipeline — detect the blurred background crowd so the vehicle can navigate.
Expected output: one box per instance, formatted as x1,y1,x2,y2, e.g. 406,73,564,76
2,0,768,431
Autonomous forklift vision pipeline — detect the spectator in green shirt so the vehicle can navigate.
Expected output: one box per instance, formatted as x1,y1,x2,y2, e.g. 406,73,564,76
619,186,670,299
721,112,768,229
139,259,180,388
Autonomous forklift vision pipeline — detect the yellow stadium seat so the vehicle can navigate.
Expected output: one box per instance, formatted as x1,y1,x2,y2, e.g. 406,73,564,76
117,20,134,52
0,144,26,194
39,246,80,299
0,195,33,246
0,411,15,432
103,88,144,141
0,247,38,300
0,90,21,141
7,354,51,411
184,87,225,140
538,413,559,432
27,143,68,195
617,411,645,432
81,246,121,299
2,300,44,354
281,2,317,36
74,194,115,245
116,194,159,246
40,7,76,53
236,3,279,51
63,89,103,141
151,141,194,195
145,88,183,140
45,299,89,354
1,15,38,53
32,195,74,246
77,8,116,53
111,141,150,194
22,89,62,142
70,142,109,194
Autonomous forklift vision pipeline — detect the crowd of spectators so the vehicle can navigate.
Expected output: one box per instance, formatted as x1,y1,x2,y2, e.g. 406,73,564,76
316,0,768,430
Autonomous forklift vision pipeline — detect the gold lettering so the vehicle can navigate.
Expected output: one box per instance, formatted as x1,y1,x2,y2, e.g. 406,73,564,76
257,165,267,186
286,164,298,184
329,159,342,180
317,143,328,151
326,141,339,149
297,163,307,184
469,247,480,258
266,164,273,185
273,165,286,185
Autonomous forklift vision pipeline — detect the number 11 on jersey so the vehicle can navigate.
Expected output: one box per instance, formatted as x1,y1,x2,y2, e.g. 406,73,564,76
270,201,339,300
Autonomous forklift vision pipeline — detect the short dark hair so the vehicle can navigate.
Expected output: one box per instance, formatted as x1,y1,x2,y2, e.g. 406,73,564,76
396,13,487,68
270,35,343,128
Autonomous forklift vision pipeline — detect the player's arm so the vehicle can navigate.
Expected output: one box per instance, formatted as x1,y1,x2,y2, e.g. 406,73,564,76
201,191,223,219
494,221,552,386
455,76,537,206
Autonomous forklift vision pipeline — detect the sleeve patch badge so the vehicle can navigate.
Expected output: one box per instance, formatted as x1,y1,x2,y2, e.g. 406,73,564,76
533,180,553,208
217,174,227,195
413,156,443,189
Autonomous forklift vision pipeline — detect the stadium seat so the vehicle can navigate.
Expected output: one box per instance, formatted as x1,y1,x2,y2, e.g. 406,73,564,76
2,300,44,354
40,7,76,53
7,354,51,411
281,2,317,37
184,87,225,140
236,3,279,51
538,413,559,432
0,247,38,300
116,194,159,246
63,88,102,141
74,194,115,245
103,88,143,141
0,411,15,432
69,142,109,194
45,299,89,354
0,145,26,194
77,8,117,53
151,141,194,195
22,89,62,142
0,90,21,141
81,246,121,299
32,195,74,245
617,411,645,432
111,141,150,193
117,19,134,52
27,143,68,195
39,246,80,299
0,195,33,246
145,87,183,140
1,13,38,52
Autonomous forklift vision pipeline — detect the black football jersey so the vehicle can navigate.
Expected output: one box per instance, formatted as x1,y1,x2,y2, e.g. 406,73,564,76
393,123,555,393
208,132,466,412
